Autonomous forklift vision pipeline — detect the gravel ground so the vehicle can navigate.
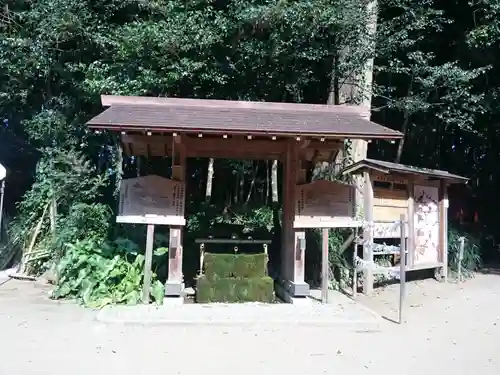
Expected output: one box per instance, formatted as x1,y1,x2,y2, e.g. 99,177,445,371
0,272,499,375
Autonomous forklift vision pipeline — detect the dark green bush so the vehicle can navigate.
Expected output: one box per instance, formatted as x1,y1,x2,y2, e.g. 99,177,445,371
448,226,482,277
196,276,274,303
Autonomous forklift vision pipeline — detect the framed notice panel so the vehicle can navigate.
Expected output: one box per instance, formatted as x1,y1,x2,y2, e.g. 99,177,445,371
117,175,186,226
294,180,359,228
413,184,439,264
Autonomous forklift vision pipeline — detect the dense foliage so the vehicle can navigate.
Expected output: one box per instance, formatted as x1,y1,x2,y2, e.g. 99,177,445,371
52,239,166,307
1,0,498,303
447,226,482,278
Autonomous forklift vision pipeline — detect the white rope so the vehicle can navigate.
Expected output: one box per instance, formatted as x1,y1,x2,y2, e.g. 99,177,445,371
354,256,401,279
354,239,402,252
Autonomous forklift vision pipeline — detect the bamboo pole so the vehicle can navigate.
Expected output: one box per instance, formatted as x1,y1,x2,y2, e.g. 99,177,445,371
458,237,465,282
20,202,50,275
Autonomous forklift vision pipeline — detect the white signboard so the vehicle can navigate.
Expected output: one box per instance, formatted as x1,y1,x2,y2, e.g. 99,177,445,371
294,180,359,228
413,185,439,264
0,163,5,181
117,175,186,226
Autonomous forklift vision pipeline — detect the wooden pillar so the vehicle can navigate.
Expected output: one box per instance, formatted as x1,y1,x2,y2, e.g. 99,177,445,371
165,135,186,296
438,180,449,281
407,182,415,268
282,141,309,297
362,171,374,295
281,143,292,281
292,158,307,287
321,228,329,304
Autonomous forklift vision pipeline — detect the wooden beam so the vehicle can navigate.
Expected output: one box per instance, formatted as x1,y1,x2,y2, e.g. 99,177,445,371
187,149,284,161
122,134,341,149
122,134,172,145
183,136,287,156
121,134,288,159
374,174,409,185
305,140,343,150
122,134,343,160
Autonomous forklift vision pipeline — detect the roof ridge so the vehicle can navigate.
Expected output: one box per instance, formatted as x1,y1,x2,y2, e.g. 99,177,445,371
101,95,371,115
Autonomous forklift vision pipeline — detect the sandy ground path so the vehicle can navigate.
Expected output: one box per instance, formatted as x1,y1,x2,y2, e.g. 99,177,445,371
0,273,499,375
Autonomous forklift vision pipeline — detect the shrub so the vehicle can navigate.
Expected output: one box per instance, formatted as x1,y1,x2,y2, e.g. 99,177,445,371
448,226,482,277
8,148,109,276
306,228,352,290
51,239,165,308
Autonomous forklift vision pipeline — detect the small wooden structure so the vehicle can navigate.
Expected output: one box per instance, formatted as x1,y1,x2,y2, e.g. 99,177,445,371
116,175,186,301
341,159,468,295
293,180,362,303
87,95,403,303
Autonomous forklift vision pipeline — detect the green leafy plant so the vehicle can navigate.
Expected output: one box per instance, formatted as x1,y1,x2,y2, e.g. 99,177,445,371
51,239,164,308
448,226,482,278
306,228,353,290
53,203,112,256
8,149,108,275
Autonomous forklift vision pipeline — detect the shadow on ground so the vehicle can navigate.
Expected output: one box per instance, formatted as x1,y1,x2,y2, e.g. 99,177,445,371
479,264,500,276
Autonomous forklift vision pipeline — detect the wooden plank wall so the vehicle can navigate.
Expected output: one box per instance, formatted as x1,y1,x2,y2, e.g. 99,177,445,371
373,188,408,222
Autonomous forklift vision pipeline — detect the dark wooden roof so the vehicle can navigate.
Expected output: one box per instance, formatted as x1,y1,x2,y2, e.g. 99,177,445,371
341,158,468,183
86,96,403,139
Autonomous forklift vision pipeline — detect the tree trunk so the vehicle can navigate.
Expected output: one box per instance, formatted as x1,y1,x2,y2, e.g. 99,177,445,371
116,139,123,198
395,109,409,164
245,161,258,204
238,165,245,203
136,156,141,177
205,158,214,202
345,0,378,216
327,52,341,106
395,75,414,163
321,51,344,180
234,168,239,205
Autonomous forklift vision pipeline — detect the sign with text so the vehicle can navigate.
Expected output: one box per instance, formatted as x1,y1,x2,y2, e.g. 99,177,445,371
294,180,359,228
117,175,186,226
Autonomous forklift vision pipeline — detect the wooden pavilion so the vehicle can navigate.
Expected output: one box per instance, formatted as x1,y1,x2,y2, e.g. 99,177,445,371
341,159,468,295
86,95,403,302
